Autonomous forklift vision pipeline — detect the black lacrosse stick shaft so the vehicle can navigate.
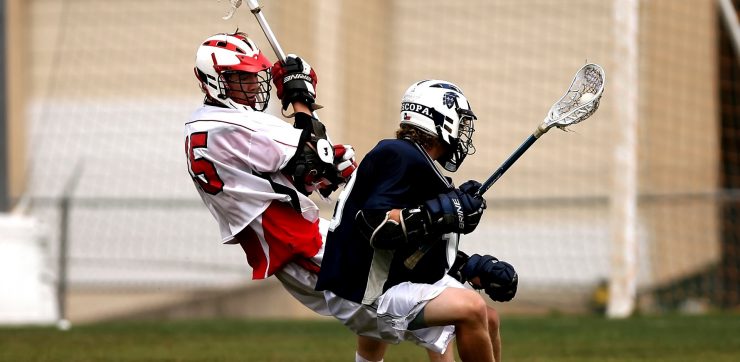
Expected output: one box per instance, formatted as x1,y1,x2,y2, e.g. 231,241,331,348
475,134,539,198
407,133,539,269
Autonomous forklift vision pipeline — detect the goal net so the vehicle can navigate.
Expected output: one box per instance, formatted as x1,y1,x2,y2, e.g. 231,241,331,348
19,0,740,316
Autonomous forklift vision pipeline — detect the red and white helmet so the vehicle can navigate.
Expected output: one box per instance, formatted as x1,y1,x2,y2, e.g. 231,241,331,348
194,32,272,111
400,80,477,172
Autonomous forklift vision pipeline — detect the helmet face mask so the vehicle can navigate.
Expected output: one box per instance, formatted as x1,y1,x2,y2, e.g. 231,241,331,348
194,32,273,112
439,110,476,172
218,70,272,111
400,80,477,172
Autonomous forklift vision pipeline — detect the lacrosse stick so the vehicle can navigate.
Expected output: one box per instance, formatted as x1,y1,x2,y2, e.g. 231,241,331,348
222,0,286,62
404,63,606,269
221,0,335,166
474,63,606,197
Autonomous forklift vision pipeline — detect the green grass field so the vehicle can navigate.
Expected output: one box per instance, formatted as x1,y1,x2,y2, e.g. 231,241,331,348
2,314,739,361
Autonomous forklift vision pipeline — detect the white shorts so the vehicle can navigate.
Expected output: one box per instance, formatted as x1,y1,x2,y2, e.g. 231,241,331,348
274,261,331,316
324,274,465,353
272,218,330,316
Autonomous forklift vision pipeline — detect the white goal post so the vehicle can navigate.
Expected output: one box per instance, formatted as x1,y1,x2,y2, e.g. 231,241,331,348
0,214,58,325
608,0,640,319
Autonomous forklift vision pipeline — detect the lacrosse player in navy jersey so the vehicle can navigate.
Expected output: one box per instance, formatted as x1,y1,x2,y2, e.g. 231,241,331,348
317,80,519,362
184,31,394,360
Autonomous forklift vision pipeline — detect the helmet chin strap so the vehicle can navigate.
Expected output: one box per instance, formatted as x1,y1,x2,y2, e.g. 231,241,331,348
432,119,460,172
435,135,460,173
437,149,460,172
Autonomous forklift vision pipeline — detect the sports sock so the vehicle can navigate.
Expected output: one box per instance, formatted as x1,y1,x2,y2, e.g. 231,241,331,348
355,351,384,362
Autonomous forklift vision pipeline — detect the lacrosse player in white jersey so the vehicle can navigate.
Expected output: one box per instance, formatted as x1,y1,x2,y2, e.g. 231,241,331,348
184,31,395,361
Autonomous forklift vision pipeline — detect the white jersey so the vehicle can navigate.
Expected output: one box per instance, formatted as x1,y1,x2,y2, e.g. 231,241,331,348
184,105,320,243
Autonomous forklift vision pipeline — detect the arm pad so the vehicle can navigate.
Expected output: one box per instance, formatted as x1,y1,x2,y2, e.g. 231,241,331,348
284,131,325,196
355,207,435,249
285,113,335,195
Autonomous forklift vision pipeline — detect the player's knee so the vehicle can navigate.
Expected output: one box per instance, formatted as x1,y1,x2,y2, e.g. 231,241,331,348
487,306,500,332
457,290,488,325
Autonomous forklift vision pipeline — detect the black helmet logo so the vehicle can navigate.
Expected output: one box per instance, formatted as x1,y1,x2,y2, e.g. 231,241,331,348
443,91,459,109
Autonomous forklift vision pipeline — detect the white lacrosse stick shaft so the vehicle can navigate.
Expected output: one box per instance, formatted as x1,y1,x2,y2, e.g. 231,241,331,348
244,0,287,63
227,0,334,162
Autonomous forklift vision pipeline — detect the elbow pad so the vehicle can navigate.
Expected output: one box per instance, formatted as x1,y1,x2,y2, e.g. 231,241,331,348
284,113,334,196
355,207,435,249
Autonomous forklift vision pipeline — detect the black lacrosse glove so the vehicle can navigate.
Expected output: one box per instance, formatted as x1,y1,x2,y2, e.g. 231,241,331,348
461,254,518,302
458,180,486,232
424,186,486,235
271,54,318,111
459,179,482,195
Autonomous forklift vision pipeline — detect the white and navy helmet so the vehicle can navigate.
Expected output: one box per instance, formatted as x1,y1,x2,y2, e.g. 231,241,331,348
194,32,272,112
400,80,477,172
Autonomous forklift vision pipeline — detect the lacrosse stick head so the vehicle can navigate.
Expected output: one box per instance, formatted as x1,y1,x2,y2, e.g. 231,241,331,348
221,0,245,20
221,0,263,19
543,63,605,131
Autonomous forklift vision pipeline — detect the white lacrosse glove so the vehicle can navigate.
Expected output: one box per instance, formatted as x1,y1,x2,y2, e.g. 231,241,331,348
316,144,357,198
333,144,357,180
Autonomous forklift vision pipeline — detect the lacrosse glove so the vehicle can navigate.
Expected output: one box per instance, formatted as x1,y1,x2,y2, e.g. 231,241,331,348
318,144,357,198
271,54,318,111
461,254,518,302
458,180,486,233
424,185,486,235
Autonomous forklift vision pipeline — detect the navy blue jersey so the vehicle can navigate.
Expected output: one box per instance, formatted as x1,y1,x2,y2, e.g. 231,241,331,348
316,138,458,304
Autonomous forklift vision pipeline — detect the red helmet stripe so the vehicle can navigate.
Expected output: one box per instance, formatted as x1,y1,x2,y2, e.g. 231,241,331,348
203,39,245,54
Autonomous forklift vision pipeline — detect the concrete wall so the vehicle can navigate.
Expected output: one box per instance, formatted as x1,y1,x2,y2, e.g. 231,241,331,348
4,0,27,208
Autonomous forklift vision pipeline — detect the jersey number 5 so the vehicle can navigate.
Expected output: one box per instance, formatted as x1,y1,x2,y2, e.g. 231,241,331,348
186,132,224,195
